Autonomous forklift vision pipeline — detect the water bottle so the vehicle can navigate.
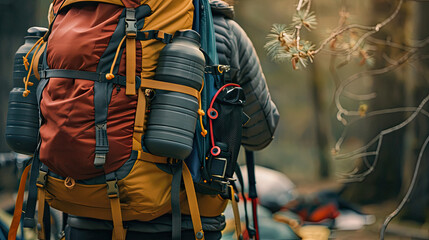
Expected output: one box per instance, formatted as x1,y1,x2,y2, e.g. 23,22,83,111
6,27,48,155
144,30,205,160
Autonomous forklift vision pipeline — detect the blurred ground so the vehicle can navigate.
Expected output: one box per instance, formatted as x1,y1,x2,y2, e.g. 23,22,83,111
295,180,429,240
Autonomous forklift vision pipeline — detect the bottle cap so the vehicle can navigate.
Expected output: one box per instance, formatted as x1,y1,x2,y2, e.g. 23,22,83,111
25,27,49,39
173,30,201,46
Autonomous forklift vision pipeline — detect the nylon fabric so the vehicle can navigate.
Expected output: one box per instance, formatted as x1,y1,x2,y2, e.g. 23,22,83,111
182,162,204,240
23,155,42,228
125,37,136,95
141,79,200,98
109,197,125,240
32,42,46,80
43,159,185,221
230,187,242,240
40,0,193,180
40,3,138,179
8,164,31,240
171,164,183,240
136,151,168,164
181,193,228,217
132,88,146,151
42,202,51,240
138,0,194,79
37,188,46,239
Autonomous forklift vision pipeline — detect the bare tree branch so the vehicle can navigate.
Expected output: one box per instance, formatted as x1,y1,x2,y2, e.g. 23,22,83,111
380,135,429,239
314,0,404,55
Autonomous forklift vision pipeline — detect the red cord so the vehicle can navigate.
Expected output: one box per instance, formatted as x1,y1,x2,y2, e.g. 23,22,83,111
208,83,240,148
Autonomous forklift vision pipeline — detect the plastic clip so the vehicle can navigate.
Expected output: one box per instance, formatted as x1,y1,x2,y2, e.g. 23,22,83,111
125,8,137,38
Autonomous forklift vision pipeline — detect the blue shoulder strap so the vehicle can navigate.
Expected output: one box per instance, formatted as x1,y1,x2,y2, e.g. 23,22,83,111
186,0,219,182
198,0,218,65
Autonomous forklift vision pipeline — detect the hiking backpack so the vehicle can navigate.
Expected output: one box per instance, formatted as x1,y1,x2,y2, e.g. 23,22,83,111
6,0,246,239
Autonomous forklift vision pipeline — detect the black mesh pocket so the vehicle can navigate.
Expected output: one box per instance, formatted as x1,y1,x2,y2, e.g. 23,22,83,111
197,85,245,194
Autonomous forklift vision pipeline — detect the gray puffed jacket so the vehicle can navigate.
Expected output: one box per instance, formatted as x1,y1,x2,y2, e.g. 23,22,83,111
211,0,280,151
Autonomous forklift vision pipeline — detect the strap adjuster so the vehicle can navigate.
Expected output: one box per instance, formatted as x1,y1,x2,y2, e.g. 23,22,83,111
125,8,137,38
205,65,230,74
106,180,119,198
39,70,47,79
36,170,47,188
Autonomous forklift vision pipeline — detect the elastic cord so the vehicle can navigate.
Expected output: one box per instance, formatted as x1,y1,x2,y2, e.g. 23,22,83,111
105,36,126,80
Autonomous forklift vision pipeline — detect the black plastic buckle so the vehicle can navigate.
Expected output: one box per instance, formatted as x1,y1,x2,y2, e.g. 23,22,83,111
125,8,137,38
36,170,47,188
106,180,119,198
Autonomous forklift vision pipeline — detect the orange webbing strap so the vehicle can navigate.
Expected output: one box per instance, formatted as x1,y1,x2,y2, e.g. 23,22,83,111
112,229,127,240
106,180,125,240
182,162,205,240
125,7,137,96
137,150,168,164
32,42,47,80
35,169,48,240
37,187,46,240
132,88,146,151
230,186,243,240
141,79,200,99
8,164,31,240
125,37,136,95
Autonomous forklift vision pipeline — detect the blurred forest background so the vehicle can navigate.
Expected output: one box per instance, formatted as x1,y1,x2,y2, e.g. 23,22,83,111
0,0,428,238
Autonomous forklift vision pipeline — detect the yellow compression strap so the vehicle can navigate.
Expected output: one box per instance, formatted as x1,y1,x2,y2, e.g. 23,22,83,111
112,229,127,240
132,88,146,151
136,150,168,164
141,79,200,99
32,42,47,80
230,186,242,240
126,37,136,95
8,164,31,240
182,162,205,240
106,180,125,240
37,188,46,240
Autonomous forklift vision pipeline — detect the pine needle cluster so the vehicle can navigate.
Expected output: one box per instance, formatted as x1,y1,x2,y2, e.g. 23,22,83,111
265,10,317,69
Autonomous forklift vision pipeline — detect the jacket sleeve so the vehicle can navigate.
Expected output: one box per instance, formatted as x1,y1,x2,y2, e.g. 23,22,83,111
226,20,280,151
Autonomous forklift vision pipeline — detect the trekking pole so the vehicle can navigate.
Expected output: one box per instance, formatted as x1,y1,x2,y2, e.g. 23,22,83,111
245,150,260,240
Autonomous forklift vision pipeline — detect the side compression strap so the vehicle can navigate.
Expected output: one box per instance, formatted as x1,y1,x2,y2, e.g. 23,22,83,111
234,166,252,236
8,164,31,240
106,180,125,240
42,202,51,240
39,69,138,87
23,153,42,228
93,81,113,168
182,162,204,240
230,186,243,240
125,8,137,95
171,162,183,240
132,88,146,151
32,42,47,80
141,79,199,99
36,166,48,240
